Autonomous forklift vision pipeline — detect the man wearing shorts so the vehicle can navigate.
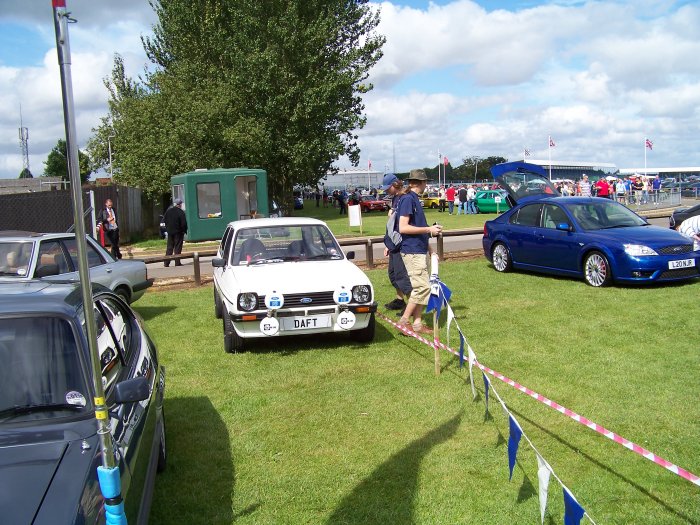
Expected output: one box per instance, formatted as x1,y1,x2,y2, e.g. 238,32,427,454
397,169,443,334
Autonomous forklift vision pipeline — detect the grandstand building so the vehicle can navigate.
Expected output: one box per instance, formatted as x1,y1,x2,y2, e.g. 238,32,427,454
321,168,383,190
619,167,700,180
524,159,618,180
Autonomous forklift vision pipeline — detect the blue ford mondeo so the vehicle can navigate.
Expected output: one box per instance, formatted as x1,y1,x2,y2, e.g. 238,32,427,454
482,162,700,287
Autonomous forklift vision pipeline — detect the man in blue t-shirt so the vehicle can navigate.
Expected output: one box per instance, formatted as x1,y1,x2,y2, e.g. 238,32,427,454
397,169,443,335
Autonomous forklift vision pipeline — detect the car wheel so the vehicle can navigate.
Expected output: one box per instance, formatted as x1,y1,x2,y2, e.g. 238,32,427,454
115,286,131,304
491,243,512,272
351,313,375,343
157,409,167,473
583,251,612,287
214,286,223,319
223,312,244,353
430,203,438,209
474,205,480,214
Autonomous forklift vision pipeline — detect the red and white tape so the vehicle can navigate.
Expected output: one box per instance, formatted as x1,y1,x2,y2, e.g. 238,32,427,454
379,312,700,487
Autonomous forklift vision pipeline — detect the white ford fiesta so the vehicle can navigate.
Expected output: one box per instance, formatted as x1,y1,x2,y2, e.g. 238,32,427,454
212,217,376,353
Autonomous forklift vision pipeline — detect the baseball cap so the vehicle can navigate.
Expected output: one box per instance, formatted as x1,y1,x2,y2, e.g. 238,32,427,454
381,173,399,190
408,169,427,181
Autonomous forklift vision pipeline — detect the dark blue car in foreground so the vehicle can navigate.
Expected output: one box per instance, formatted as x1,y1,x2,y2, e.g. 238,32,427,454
0,282,166,523
482,162,700,286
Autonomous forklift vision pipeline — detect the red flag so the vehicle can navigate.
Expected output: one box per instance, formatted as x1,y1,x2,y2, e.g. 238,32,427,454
443,156,448,166
645,138,653,150
368,160,372,169
549,137,556,148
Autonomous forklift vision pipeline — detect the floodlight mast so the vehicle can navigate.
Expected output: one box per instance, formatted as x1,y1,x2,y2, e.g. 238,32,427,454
52,0,116,468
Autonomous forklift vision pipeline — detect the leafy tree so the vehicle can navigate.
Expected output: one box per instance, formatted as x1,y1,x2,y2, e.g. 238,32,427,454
18,168,33,179
43,139,92,184
90,0,385,206
461,155,507,182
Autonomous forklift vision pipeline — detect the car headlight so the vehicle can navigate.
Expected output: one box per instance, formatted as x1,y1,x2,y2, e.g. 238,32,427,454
237,292,259,311
623,244,658,256
352,285,372,303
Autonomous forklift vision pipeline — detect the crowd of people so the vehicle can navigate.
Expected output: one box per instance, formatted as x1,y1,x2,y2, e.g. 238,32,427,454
553,174,664,204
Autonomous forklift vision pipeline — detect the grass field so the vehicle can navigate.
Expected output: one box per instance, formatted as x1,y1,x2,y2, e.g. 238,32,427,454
137,259,700,524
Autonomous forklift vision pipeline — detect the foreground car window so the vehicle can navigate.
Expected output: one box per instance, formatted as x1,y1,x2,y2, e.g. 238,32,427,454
570,201,647,230
0,241,33,277
0,317,88,421
231,225,343,265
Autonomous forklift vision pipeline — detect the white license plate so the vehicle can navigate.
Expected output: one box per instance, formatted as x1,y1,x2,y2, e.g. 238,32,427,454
282,314,332,331
668,259,695,269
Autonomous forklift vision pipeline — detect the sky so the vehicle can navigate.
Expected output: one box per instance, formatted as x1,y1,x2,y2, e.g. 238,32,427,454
1,0,699,180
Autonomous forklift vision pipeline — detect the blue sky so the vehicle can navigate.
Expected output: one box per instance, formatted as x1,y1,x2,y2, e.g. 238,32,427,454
1,0,699,179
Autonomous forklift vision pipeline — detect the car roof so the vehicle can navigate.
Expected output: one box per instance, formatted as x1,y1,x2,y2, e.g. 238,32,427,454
0,281,83,317
0,231,75,241
225,217,327,229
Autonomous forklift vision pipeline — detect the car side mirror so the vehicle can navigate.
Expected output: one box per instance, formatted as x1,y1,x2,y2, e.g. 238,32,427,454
114,375,150,404
212,257,226,268
346,251,355,260
35,263,60,278
556,222,572,232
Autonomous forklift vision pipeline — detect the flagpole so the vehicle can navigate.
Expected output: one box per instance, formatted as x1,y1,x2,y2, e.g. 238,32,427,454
644,138,647,176
548,136,552,180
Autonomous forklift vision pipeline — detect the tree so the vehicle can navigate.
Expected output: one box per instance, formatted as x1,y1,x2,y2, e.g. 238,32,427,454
18,168,33,179
90,0,385,205
461,155,507,182
43,139,92,184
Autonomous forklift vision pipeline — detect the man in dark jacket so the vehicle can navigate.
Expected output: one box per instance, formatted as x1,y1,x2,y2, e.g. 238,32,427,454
163,199,188,267
98,198,122,259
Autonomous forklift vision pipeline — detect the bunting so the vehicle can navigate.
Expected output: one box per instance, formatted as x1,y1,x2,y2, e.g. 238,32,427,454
563,487,586,525
483,372,490,413
537,455,551,524
458,331,465,368
425,280,452,318
446,305,455,347
508,415,523,480
468,346,477,399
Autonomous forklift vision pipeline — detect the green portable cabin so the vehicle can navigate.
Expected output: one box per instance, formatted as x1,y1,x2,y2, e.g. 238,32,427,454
170,168,269,242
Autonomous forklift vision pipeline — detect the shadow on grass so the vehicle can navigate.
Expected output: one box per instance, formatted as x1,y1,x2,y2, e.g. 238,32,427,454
149,396,245,524
133,305,177,322
326,412,462,525
509,408,696,524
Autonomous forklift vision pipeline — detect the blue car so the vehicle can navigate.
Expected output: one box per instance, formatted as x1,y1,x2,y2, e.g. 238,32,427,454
0,282,166,523
482,161,700,286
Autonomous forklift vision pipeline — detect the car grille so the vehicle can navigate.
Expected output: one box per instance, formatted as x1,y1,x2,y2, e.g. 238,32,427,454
258,291,337,309
658,267,700,280
658,244,694,255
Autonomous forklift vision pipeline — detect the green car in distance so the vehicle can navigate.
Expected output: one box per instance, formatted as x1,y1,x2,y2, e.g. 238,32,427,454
474,189,510,214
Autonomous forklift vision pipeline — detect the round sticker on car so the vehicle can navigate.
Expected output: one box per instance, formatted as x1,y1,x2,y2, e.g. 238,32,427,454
336,310,356,330
260,316,280,336
65,391,86,407
333,287,351,305
264,290,285,310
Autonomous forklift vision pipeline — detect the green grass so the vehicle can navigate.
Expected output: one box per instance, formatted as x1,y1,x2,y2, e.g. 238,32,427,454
138,261,700,524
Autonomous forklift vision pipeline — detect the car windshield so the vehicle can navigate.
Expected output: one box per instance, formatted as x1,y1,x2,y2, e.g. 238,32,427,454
0,316,89,422
569,201,647,230
0,241,34,277
231,224,343,265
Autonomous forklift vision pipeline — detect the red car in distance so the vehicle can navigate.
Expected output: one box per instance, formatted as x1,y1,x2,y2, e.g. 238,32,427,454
359,195,389,212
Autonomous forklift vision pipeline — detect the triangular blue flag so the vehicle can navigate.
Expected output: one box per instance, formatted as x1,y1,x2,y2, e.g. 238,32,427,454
508,415,523,480
483,372,489,412
563,487,585,525
458,332,465,368
425,279,452,318
440,281,452,303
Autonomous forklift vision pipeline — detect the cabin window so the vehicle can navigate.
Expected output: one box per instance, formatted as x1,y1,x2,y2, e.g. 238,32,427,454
197,182,222,219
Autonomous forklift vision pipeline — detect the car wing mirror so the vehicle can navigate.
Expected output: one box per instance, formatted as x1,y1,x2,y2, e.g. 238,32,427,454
556,222,572,232
114,375,150,404
212,257,226,268
35,263,60,278
346,250,355,260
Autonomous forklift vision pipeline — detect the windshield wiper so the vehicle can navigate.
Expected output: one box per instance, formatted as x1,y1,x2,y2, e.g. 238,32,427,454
251,258,285,265
305,254,338,260
0,403,85,419
600,224,633,229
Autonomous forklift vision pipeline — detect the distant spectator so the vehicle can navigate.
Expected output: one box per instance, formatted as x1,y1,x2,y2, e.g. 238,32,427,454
579,174,592,197
445,185,456,215
98,198,122,260
163,198,188,267
651,175,661,204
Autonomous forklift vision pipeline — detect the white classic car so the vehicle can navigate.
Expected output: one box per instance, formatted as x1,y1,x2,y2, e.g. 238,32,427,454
0,231,152,303
212,217,376,353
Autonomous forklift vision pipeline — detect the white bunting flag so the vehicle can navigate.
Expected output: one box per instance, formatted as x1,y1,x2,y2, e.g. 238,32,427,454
536,454,551,524
468,346,477,399
446,304,455,347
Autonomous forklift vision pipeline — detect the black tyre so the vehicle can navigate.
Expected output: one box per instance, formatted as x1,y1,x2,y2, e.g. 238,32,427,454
491,243,513,272
115,286,131,304
223,312,245,353
583,251,612,287
214,286,223,319
156,409,167,473
430,203,438,209
474,205,480,214
351,313,375,343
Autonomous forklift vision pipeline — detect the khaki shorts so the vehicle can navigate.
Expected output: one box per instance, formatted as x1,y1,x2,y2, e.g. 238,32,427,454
401,253,430,305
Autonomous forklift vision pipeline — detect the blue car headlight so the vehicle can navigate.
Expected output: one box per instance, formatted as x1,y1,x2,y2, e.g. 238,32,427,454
623,244,658,256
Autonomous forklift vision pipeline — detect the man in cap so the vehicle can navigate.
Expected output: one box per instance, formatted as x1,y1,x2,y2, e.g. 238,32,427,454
396,169,442,334
163,198,188,267
381,173,412,314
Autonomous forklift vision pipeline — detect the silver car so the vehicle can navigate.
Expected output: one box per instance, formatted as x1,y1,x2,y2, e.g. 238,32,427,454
0,231,152,303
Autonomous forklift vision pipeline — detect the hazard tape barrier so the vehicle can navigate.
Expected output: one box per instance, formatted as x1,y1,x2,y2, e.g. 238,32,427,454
378,311,700,488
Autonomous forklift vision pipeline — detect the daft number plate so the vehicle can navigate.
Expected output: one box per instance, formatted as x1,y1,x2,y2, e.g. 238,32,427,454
282,314,332,331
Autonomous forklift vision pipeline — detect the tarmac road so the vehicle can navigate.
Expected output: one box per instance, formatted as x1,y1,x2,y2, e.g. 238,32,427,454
146,216,672,282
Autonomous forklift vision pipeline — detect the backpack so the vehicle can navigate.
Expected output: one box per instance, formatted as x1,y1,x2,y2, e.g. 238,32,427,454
383,194,417,253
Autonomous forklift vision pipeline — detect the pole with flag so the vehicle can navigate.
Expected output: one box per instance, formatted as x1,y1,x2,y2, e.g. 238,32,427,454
367,159,372,189
644,138,653,176
437,150,442,190
52,1,127,523
443,154,448,187
524,147,531,159
548,136,555,180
